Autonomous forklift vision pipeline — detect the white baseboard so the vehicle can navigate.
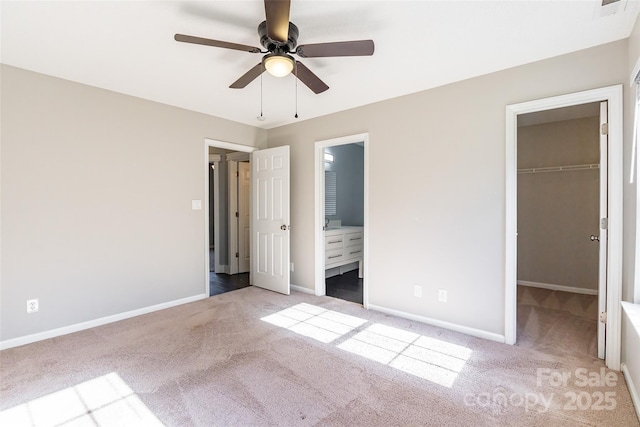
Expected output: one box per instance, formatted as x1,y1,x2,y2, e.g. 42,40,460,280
0,293,208,351
622,363,640,422
367,304,505,344
517,280,598,295
291,284,315,295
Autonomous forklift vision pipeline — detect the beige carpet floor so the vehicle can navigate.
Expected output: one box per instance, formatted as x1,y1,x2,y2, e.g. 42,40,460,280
1,286,638,426
517,286,599,359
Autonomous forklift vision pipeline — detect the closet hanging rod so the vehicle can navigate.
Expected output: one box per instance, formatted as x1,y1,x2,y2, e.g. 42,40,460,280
517,163,600,174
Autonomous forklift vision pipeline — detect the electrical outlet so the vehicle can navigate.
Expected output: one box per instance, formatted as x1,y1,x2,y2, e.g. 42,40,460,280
291,263,294,272
414,285,422,298
27,299,39,313
438,289,447,303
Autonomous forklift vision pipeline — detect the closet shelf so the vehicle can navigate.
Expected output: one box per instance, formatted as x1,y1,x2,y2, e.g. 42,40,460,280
517,163,599,174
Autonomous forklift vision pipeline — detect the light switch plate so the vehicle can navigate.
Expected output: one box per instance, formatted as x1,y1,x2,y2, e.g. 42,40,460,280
192,200,202,210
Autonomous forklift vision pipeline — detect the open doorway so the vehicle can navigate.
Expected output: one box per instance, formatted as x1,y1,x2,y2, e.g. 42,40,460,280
315,133,369,306
206,140,256,297
505,85,623,370
205,139,291,297
324,143,365,304
516,102,603,359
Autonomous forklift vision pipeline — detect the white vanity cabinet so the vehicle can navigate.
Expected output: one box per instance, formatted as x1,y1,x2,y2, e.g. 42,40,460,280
325,226,363,277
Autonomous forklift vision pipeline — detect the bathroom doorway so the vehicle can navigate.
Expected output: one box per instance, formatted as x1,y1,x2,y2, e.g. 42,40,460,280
324,143,364,304
315,133,369,306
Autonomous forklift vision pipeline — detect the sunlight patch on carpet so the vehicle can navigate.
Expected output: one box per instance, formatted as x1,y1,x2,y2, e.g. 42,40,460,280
0,372,163,427
261,303,367,343
338,323,472,388
261,303,472,388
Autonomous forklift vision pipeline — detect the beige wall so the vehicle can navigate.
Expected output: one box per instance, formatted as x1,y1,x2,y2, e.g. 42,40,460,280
0,65,267,342
267,40,628,336
627,14,640,305
517,117,600,291
1,35,637,344
623,14,640,413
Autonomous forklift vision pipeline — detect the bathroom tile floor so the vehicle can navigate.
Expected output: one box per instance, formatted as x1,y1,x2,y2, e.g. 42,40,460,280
325,269,363,305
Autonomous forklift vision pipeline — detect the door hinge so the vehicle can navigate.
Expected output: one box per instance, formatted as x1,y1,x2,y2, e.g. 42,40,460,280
235,252,239,258
601,123,609,135
600,218,608,230
599,312,607,324
235,212,239,218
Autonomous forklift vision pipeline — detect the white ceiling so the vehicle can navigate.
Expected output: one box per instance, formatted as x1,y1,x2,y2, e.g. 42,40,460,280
1,1,638,129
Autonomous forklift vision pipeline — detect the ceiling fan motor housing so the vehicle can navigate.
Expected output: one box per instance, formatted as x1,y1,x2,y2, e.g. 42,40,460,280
258,20,299,52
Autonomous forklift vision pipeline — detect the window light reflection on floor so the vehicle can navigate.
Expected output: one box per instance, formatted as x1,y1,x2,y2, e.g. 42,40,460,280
0,372,163,427
261,303,472,388
338,323,472,388
260,302,368,343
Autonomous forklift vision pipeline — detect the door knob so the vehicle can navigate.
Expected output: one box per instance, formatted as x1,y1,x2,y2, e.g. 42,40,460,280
280,225,287,231
590,235,600,242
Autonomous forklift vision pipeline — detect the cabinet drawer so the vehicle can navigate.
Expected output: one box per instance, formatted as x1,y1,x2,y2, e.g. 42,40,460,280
344,232,363,247
345,247,363,261
325,248,345,265
325,235,344,250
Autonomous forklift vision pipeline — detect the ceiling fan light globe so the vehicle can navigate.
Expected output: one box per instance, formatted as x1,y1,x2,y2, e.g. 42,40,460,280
264,55,294,77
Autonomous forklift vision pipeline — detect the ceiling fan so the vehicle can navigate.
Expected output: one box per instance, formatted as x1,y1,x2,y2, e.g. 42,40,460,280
174,0,374,94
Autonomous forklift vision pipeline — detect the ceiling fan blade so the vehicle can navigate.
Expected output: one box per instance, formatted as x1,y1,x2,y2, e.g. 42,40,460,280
174,34,261,53
294,62,329,94
295,40,375,58
264,0,290,43
230,63,265,89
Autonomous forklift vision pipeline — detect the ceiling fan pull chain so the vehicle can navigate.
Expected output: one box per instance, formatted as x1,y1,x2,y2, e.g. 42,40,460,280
294,62,299,119
257,72,265,121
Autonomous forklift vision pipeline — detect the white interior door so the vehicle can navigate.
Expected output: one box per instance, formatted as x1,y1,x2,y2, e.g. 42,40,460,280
597,101,609,359
252,146,290,295
228,160,239,275
238,161,251,273
211,156,222,274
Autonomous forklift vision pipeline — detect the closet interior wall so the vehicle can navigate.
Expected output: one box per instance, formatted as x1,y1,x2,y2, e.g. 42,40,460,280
517,115,600,293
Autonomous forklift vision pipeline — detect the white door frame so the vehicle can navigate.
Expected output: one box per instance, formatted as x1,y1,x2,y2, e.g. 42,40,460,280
314,133,370,307
598,101,609,359
505,85,623,370
226,152,251,275
208,153,222,274
204,138,257,295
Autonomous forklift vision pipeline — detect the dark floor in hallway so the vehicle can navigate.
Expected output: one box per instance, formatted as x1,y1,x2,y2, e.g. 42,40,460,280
209,250,250,296
325,269,362,305
210,272,250,297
